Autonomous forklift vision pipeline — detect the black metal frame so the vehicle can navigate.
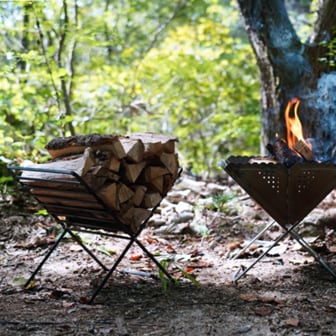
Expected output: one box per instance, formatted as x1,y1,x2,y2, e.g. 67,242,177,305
9,166,175,303
231,219,336,281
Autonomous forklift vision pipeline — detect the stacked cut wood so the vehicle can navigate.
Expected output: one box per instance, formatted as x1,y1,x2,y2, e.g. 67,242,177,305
24,132,179,230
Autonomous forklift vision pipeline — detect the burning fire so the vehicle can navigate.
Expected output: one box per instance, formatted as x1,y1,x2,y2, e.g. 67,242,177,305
284,98,311,151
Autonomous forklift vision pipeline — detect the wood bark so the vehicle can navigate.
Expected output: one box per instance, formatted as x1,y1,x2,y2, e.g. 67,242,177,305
236,0,336,159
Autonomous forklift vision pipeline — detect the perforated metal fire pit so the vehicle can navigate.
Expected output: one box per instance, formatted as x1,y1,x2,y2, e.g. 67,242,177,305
221,155,336,280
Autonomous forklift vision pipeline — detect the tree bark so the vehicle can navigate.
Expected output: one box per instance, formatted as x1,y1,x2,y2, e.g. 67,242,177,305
237,0,336,159
57,0,76,136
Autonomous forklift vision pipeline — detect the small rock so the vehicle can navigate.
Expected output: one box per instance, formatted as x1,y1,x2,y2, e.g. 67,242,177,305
171,211,194,224
175,177,206,193
206,182,228,193
318,208,336,228
240,205,260,220
148,217,166,228
154,222,190,234
175,201,193,214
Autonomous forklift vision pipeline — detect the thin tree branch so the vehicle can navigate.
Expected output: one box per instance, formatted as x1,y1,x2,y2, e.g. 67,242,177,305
58,0,75,135
32,4,62,114
129,0,187,101
67,0,78,103
141,0,187,57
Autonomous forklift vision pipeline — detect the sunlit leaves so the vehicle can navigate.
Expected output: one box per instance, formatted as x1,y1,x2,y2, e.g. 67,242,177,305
137,18,260,173
0,0,261,174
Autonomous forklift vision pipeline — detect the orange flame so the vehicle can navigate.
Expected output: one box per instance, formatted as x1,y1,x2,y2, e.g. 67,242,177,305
284,98,310,150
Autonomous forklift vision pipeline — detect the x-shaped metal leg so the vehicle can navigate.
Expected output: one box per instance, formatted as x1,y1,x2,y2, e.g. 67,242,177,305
233,221,336,282
24,228,175,304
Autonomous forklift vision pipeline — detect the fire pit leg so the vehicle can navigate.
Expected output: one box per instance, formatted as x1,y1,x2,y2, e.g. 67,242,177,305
234,220,336,282
288,229,336,280
231,220,276,260
233,227,291,282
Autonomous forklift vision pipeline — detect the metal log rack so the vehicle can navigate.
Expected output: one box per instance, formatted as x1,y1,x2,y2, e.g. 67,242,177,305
9,166,175,304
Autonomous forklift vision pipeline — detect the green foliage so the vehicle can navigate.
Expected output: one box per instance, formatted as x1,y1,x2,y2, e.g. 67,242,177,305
212,192,235,212
319,27,336,68
0,0,261,175
137,17,260,172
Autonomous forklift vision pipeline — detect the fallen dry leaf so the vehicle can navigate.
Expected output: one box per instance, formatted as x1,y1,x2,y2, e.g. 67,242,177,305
240,293,285,304
253,306,274,316
186,262,212,269
259,295,285,304
285,317,300,327
326,304,336,312
14,236,55,249
166,244,176,253
70,244,83,252
79,296,90,304
63,301,75,308
240,293,259,302
288,255,314,265
129,254,142,261
226,241,242,251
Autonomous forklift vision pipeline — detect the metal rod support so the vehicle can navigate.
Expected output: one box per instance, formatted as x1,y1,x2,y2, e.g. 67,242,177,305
233,227,291,282
288,229,336,280
88,238,135,304
231,221,276,260
24,229,68,288
67,230,108,271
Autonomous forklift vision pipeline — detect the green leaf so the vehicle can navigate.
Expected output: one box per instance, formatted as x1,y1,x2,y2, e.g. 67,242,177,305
97,246,116,256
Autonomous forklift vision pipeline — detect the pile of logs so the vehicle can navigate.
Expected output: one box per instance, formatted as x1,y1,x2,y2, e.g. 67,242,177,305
265,138,316,167
24,132,180,228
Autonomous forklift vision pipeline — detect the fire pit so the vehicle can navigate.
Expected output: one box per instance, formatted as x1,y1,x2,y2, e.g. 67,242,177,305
221,156,336,281
223,156,336,226
222,156,336,281
221,93,336,281
221,97,336,281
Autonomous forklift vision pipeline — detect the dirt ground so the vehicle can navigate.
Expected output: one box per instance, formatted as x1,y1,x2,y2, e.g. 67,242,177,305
1,175,336,336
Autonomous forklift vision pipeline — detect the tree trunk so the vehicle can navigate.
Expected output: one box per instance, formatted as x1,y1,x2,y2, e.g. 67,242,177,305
237,0,336,159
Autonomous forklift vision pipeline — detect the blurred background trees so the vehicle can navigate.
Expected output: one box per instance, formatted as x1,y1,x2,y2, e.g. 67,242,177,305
0,0,320,175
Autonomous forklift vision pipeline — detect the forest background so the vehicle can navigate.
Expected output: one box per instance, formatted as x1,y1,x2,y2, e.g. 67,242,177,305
0,0,319,177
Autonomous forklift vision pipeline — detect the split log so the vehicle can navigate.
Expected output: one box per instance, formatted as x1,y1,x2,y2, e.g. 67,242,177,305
118,183,134,203
90,166,120,181
45,134,125,159
122,207,152,232
144,166,169,181
120,138,144,163
132,185,147,206
21,147,95,185
123,161,146,183
160,152,179,177
293,140,315,161
99,183,119,211
104,155,121,172
29,188,105,211
142,192,162,208
266,138,303,167
128,132,177,155
143,166,170,194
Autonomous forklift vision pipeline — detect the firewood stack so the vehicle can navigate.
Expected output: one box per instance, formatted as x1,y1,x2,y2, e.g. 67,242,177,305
25,133,180,230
